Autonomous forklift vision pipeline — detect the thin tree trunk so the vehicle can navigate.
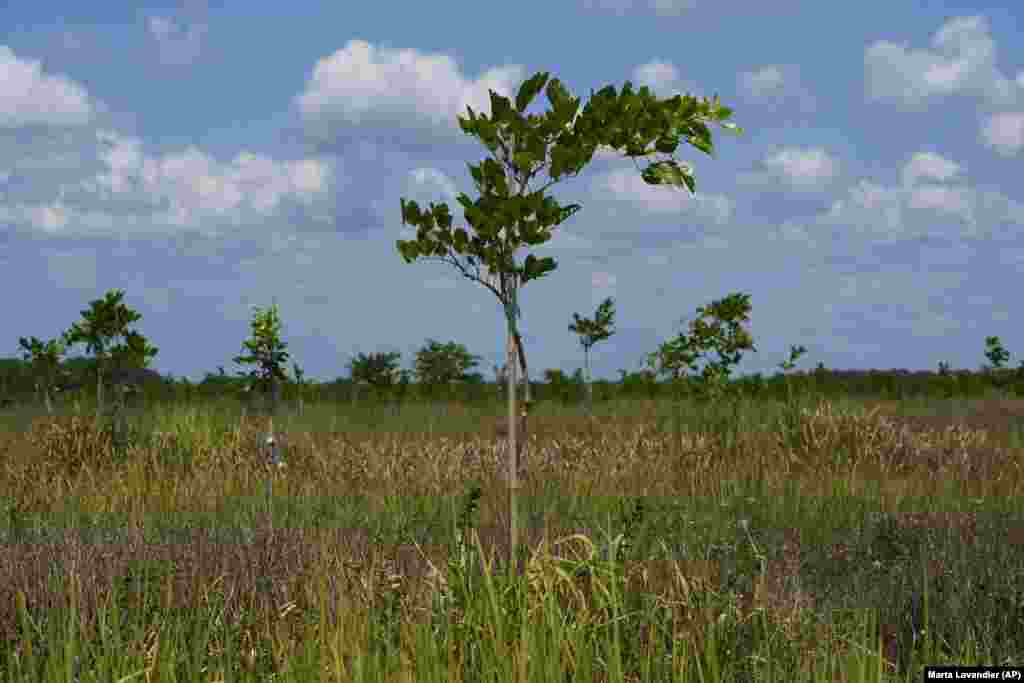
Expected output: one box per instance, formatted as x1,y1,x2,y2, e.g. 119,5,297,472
506,311,520,575
584,347,594,415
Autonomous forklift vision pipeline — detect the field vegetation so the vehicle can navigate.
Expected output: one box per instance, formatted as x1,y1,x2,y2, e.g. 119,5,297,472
0,369,1022,681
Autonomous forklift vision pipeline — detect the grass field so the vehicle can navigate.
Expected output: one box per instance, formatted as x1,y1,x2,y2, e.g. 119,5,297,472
0,390,1021,681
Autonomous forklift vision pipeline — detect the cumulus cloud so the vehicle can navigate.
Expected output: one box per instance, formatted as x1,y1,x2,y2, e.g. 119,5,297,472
740,65,784,98
820,152,1023,242
980,112,1024,156
738,64,817,114
580,0,697,15
630,58,706,100
633,60,681,96
89,130,331,217
0,46,95,127
900,151,961,186
296,39,525,140
739,147,839,192
865,15,1019,108
3,129,335,238
593,166,733,222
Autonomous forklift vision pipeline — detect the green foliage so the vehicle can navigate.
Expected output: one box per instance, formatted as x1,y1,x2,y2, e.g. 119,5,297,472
17,336,68,407
397,70,742,404
647,292,755,403
543,367,577,404
231,301,291,395
983,335,1010,371
63,290,158,370
569,297,616,410
414,339,483,386
569,297,616,353
347,350,403,388
61,289,158,414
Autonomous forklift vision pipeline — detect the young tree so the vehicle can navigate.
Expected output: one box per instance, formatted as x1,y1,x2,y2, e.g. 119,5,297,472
232,301,291,416
983,335,1010,372
347,351,403,403
983,335,1011,392
17,336,68,415
647,292,756,404
414,338,483,400
233,300,293,477
777,343,808,404
292,360,308,416
62,289,159,418
569,296,616,413
397,70,741,571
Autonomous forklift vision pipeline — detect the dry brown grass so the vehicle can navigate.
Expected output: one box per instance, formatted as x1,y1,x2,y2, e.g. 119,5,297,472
0,395,1022,675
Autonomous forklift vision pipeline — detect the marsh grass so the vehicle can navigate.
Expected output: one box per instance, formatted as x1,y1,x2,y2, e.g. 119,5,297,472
0,390,1022,681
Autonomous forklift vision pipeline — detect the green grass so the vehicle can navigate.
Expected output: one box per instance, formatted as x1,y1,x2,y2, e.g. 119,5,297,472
0,390,1021,681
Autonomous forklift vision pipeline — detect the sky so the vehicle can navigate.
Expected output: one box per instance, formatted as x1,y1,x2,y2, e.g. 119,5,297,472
2,1,1023,383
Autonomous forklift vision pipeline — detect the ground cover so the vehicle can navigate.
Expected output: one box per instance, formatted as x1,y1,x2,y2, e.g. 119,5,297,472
0,392,1021,681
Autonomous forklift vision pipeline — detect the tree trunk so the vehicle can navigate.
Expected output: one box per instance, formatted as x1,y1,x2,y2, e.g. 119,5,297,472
506,311,521,575
584,348,594,415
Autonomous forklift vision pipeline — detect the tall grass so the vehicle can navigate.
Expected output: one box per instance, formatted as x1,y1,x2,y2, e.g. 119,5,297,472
0,388,1021,681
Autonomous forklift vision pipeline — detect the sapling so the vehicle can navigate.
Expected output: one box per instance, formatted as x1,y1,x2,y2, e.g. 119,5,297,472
232,300,292,493
347,351,402,410
646,293,756,446
414,339,483,403
61,289,158,421
569,296,616,415
984,335,1010,371
646,292,756,404
778,344,808,403
983,335,1010,394
292,361,306,417
17,336,68,415
397,70,741,572
775,344,809,454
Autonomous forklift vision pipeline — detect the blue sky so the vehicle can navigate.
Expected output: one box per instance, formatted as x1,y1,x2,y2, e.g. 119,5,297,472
2,1,1023,383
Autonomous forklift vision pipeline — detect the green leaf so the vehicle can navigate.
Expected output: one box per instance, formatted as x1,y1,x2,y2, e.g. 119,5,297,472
522,254,556,282
454,228,470,251
512,151,536,174
654,136,679,155
431,203,453,230
490,91,514,124
516,72,549,113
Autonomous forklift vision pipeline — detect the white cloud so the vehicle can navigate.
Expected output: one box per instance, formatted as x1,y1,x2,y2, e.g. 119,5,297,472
864,15,1019,108
296,39,525,136
581,0,697,15
739,65,784,98
593,167,733,221
907,184,972,219
737,64,817,114
980,112,1024,156
630,59,705,100
1,129,335,237
590,270,617,291
91,130,332,216
739,147,839,192
901,151,961,186
820,152,1023,241
0,46,95,127
763,147,839,188
408,167,458,202
634,60,680,96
